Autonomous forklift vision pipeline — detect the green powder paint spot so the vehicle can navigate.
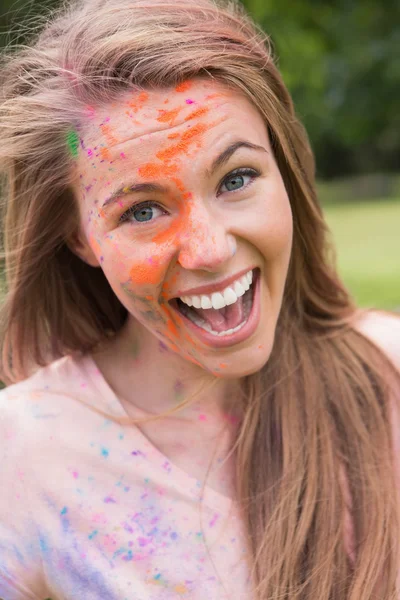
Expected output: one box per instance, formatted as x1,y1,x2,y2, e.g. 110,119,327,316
130,337,141,360
66,129,80,158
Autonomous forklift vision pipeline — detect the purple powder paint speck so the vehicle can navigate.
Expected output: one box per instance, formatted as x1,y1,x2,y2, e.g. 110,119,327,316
209,513,219,527
158,341,169,353
185,99,195,104
104,496,116,504
131,450,143,457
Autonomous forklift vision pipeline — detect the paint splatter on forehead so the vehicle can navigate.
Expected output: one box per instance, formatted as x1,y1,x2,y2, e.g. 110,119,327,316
79,79,228,153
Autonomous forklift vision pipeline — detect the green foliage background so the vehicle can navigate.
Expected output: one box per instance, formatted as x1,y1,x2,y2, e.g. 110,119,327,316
242,0,400,179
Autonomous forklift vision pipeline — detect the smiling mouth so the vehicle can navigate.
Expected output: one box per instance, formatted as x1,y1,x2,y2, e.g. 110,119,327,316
170,269,258,337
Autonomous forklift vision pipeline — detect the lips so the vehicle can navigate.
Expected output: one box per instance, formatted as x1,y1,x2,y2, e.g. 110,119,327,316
169,268,261,347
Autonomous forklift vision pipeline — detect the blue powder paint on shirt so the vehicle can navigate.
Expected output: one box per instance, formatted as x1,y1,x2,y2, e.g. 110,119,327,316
101,447,109,458
39,534,48,553
88,530,98,540
60,506,68,515
123,549,133,561
55,552,116,598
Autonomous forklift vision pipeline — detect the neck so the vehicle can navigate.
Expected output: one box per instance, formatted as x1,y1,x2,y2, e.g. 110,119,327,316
92,316,243,427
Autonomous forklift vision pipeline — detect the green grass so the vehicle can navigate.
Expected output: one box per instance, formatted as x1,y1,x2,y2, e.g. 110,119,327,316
323,198,400,310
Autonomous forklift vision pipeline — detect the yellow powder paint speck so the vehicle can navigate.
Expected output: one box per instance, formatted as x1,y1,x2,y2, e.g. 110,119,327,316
174,583,188,594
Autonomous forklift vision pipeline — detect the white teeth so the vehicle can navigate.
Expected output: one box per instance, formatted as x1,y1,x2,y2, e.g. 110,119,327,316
215,320,247,336
200,295,212,309
223,287,237,306
192,296,201,309
240,274,250,292
182,295,192,306
179,269,254,310
233,280,246,297
211,292,225,310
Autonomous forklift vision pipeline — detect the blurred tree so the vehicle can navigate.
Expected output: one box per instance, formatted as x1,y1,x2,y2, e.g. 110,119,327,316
243,0,400,179
1,0,399,179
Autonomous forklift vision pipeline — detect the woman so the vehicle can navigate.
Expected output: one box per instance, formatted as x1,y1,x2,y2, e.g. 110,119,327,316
0,0,399,598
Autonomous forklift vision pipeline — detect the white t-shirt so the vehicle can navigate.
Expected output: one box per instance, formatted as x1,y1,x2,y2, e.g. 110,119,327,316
0,354,251,599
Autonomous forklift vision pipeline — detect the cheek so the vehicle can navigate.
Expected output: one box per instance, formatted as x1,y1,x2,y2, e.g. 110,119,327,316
242,190,293,262
92,231,180,306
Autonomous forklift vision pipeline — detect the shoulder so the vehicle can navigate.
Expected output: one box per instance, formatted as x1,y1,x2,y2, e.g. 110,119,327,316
0,353,98,439
353,309,400,372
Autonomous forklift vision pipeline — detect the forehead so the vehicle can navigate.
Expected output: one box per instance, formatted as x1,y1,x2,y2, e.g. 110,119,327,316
78,79,266,151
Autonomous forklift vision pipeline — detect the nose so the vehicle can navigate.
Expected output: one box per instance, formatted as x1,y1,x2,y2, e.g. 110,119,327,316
177,207,236,272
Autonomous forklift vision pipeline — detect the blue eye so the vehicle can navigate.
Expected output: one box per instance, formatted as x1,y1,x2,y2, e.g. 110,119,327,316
134,206,155,222
219,168,259,194
120,202,165,224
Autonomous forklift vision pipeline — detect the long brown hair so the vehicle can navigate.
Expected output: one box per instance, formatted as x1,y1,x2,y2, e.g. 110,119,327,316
1,0,399,597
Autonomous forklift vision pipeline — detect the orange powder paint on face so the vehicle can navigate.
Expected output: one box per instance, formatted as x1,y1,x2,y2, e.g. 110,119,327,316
129,263,163,285
187,355,203,368
138,162,178,179
167,133,180,140
205,93,223,101
184,106,209,121
183,331,200,348
127,91,149,113
151,214,182,246
159,305,180,342
100,123,119,146
151,184,193,245
170,177,186,194
157,106,183,126
89,233,102,258
156,122,208,162
175,81,192,93
166,318,179,338
100,147,111,161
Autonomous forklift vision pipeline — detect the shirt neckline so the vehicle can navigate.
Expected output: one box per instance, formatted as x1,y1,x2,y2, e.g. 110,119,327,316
80,352,236,516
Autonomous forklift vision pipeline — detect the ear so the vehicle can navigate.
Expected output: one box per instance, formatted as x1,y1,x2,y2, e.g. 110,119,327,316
67,229,100,268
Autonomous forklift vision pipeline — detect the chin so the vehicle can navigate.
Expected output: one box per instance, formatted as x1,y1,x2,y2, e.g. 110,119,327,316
205,342,274,379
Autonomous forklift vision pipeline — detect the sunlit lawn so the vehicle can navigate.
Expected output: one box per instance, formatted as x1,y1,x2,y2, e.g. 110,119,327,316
323,198,400,310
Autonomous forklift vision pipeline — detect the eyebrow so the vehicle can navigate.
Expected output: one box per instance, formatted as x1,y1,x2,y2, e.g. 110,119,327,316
206,140,268,178
101,140,267,209
102,182,168,209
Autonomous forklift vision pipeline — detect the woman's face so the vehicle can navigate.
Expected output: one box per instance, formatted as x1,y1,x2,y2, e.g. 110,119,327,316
73,79,293,377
